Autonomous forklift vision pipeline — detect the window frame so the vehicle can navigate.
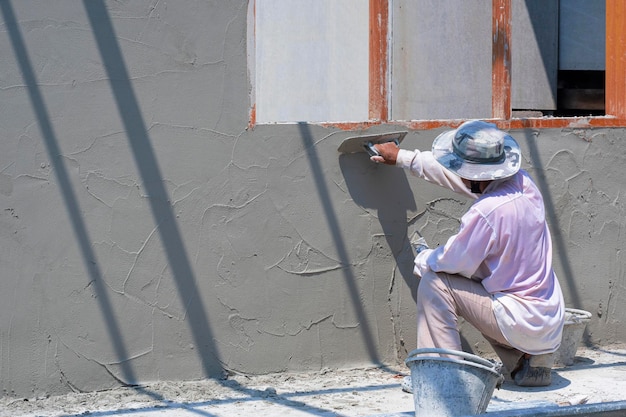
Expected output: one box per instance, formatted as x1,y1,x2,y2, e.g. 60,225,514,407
250,0,626,130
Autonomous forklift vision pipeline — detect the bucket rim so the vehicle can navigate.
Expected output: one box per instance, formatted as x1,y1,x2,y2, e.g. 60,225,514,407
405,355,502,378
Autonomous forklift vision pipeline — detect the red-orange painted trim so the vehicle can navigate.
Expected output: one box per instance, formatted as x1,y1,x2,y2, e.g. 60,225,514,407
369,0,388,121
606,0,626,119
492,0,511,120
324,117,626,131
248,104,256,130
499,117,626,129
249,0,257,129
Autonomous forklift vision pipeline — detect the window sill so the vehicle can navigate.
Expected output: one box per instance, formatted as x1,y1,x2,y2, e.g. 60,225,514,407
316,116,626,131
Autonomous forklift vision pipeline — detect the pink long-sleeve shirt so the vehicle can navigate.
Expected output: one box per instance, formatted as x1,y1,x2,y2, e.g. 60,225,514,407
396,148,564,354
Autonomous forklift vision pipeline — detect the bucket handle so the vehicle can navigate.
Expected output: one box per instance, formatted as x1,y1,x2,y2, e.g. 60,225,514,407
564,308,592,324
405,348,497,370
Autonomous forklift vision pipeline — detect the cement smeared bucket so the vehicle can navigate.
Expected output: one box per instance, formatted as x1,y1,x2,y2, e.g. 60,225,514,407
405,348,503,417
554,308,592,367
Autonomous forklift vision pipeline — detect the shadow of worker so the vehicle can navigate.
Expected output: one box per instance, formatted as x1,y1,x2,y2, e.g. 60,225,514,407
339,152,419,300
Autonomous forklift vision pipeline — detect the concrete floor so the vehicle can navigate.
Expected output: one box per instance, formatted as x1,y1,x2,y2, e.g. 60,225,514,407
2,345,626,417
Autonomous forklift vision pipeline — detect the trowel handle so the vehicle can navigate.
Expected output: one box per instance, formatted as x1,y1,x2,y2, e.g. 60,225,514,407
364,142,380,157
364,139,399,157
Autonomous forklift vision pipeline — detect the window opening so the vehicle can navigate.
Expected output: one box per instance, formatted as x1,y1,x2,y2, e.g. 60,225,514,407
512,0,606,119
251,0,626,128
556,70,605,117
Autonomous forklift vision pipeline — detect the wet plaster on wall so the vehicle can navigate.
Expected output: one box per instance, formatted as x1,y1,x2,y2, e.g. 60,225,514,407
214,126,404,372
0,0,253,397
521,126,626,345
1,0,626,400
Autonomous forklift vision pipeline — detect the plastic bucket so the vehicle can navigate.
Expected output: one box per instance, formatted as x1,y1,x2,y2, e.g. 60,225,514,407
405,348,503,417
554,308,592,367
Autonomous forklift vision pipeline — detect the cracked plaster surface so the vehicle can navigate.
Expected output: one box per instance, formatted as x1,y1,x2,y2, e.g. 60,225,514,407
1,0,626,400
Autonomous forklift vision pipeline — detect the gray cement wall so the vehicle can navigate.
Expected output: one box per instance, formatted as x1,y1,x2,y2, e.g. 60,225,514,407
0,0,624,399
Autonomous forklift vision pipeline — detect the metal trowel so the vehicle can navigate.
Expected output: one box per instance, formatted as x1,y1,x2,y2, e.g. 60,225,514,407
337,131,408,156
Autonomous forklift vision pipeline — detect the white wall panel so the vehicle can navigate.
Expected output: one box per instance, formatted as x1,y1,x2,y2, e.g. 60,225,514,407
391,0,492,121
511,0,558,110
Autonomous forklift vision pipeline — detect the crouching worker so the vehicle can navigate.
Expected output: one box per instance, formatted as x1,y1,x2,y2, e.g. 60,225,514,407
373,120,564,387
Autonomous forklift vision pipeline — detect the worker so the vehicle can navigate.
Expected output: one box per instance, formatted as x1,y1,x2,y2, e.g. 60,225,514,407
372,120,565,387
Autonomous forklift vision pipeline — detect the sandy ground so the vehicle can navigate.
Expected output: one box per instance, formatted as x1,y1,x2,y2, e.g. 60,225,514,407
2,345,626,417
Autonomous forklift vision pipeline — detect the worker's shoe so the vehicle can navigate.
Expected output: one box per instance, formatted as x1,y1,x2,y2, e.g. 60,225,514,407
512,355,552,387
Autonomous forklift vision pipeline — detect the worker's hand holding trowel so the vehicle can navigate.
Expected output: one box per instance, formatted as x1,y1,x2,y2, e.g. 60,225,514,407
370,141,400,165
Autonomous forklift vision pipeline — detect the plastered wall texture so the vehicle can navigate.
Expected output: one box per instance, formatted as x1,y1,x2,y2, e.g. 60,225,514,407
0,0,623,399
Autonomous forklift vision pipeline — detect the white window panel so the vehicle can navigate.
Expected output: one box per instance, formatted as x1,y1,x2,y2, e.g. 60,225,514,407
254,0,370,123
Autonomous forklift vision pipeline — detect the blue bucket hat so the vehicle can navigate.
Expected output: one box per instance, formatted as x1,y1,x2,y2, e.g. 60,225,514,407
431,120,521,180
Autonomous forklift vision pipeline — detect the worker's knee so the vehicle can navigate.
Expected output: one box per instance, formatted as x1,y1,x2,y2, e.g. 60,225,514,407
417,271,448,303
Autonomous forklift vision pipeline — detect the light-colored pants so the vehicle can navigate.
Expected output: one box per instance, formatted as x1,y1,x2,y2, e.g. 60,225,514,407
416,269,553,373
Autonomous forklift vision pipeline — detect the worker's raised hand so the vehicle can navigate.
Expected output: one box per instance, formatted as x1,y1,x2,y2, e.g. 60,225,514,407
370,141,400,165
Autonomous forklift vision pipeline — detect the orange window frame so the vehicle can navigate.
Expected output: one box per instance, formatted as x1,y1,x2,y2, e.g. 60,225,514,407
361,0,626,130
251,0,626,130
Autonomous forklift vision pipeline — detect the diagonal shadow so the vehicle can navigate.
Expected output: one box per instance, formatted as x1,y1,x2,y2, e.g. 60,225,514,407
523,0,559,107
54,381,403,417
0,0,140,388
521,3,582,310
514,1,580,305
522,1,595,348
82,5,350,417
1,4,388,416
81,0,222,378
298,122,385,366
521,129,582,310
338,152,419,297
2,4,221,414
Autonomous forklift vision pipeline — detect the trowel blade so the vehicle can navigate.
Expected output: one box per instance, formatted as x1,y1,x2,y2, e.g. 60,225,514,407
337,131,407,154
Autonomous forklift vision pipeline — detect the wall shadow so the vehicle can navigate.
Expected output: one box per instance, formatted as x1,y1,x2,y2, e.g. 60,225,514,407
521,2,577,308
523,0,559,106
520,128,582,310
299,123,391,366
0,0,142,388
82,1,222,378
338,152,419,299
